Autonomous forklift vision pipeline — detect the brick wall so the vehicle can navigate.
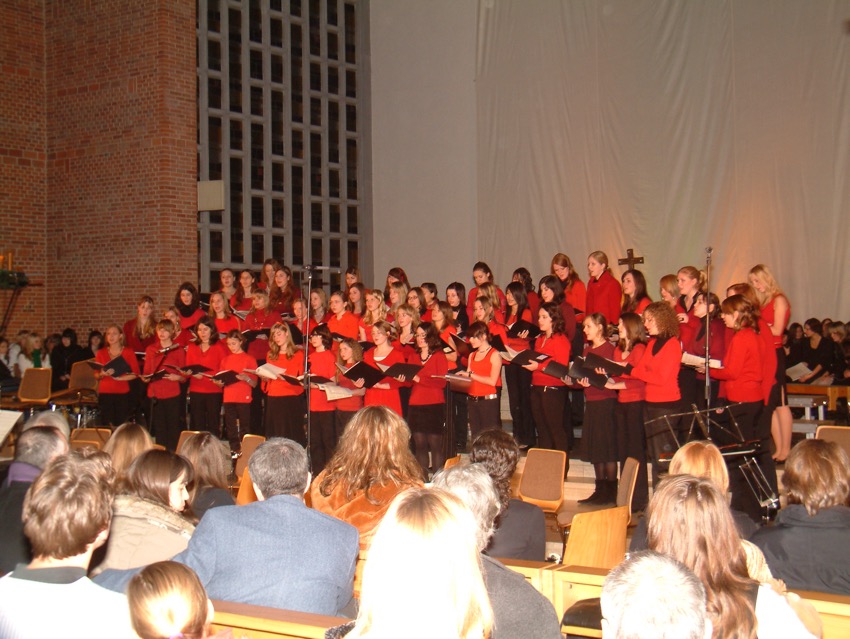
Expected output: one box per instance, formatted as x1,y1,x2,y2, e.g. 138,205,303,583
0,0,48,338
0,0,198,341
45,0,198,338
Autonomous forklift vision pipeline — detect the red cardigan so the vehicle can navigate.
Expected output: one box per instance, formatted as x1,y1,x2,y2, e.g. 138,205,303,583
627,336,682,403
712,328,764,403
586,270,622,325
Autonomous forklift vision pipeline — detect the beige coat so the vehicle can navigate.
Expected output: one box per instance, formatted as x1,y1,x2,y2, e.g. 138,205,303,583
92,494,194,574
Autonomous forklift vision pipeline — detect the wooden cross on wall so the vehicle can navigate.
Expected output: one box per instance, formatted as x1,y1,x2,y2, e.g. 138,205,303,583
617,248,645,271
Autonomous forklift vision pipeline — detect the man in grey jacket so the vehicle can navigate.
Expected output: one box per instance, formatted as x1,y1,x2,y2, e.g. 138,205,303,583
98,438,359,616
432,463,562,639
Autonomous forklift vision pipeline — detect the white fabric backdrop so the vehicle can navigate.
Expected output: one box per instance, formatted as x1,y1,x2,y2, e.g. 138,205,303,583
475,0,850,320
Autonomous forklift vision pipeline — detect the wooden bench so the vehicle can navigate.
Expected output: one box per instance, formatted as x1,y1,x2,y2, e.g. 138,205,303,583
790,589,850,639
792,419,835,439
549,565,850,639
210,600,347,639
788,384,849,413
498,557,560,603
788,394,829,420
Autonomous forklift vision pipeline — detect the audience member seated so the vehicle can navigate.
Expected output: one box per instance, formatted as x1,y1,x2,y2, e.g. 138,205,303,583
469,429,545,561
93,449,195,574
752,438,850,595
179,432,235,518
0,450,134,637
128,561,227,639
797,318,835,384
0,337,19,392
21,409,70,441
103,422,155,487
601,550,710,639
326,488,493,639
50,328,88,391
630,441,758,552
94,438,359,616
0,427,68,573
432,464,562,639
15,332,50,377
310,406,424,551
647,475,815,639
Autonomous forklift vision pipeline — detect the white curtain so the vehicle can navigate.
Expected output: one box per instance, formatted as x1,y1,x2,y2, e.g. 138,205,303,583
476,0,850,320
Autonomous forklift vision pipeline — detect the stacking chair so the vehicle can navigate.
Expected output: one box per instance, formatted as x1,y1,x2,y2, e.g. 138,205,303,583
562,505,629,570
517,448,566,514
70,427,112,450
0,368,52,418
443,454,462,470
49,361,99,428
235,468,258,505
176,430,204,454
234,433,266,480
816,425,850,461
557,457,639,538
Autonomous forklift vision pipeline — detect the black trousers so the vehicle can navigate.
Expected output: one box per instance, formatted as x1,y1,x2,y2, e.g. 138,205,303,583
189,391,222,436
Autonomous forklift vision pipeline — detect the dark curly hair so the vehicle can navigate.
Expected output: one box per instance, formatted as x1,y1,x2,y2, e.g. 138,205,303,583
469,429,519,514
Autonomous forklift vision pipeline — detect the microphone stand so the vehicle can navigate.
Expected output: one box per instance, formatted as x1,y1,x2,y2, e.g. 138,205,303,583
703,247,713,410
301,266,315,472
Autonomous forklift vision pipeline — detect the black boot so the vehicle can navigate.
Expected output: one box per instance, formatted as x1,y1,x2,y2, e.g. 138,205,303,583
600,479,618,505
578,480,603,504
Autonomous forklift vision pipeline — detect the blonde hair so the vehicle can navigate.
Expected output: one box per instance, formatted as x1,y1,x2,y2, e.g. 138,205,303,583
319,406,423,503
348,489,493,639
268,322,298,360
669,441,729,494
362,289,388,326
747,264,783,306
388,281,408,314
647,475,756,639
659,274,679,304
103,422,155,486
127,561,211,639
476,283,501,315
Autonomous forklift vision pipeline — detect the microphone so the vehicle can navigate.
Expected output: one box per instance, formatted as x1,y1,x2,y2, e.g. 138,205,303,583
705,246,713,255
302,264,329,271
157,344,180,354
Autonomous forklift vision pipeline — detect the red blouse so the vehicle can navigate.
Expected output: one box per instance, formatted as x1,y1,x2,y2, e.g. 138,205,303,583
95,347,141,394
185,342,225,394
531,333,571,387
408,350,448,406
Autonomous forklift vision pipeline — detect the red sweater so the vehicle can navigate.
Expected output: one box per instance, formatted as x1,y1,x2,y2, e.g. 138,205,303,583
363,347,405,415
408,350,448,406
334,368,364,412
265,353,305,397
144,344,185,400
221,351,257,404
586,270,621,325
185,343,225,394
95,347,140,394
627,336,682,403
712,328,764,403
564,279,587,319
583,341,617,401
309,350,337,412
328,311,360,340
243,309,279,361
613,344,646,403
531,333,571,387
